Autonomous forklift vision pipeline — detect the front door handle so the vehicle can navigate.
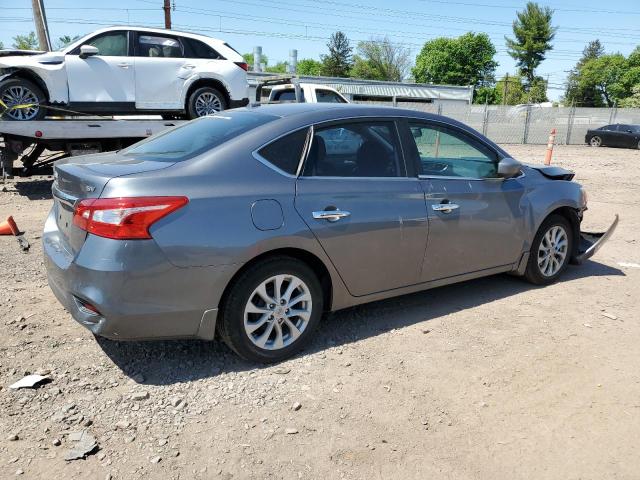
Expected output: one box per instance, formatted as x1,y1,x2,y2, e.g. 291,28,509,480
312,209,351,222
431,203,460,213
117,63,131,68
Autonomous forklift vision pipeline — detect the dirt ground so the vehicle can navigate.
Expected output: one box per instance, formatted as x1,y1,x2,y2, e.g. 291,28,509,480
0,144,638,480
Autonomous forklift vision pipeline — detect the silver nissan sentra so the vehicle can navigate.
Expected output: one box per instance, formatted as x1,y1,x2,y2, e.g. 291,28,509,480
43,103,617,362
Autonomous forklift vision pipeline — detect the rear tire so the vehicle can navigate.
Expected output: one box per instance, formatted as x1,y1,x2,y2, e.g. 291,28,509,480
186,86,227,119
0,78,46,121
524,214,573,285
217,256,324,363
589,136,602,147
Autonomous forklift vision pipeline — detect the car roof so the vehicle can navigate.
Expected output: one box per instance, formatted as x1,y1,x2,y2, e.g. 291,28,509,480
76,26,227,46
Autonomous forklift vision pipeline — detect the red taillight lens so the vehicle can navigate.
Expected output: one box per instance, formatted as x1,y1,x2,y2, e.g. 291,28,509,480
73,196,188,240
234,61,249,71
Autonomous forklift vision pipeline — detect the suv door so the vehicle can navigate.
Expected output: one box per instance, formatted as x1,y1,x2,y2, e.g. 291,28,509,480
294,119,428,296
132,32,188,110
65,30,135,105
403,120,527,281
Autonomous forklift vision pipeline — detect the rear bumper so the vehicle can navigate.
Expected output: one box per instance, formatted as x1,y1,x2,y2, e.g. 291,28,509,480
573,214,619,264
42,208,227,341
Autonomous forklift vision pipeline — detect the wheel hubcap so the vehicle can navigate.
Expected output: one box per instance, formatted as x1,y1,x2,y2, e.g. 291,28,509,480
537,225,568,277
194,92,222,116
244,274,312,350
590,137,601,147
1,86,40,120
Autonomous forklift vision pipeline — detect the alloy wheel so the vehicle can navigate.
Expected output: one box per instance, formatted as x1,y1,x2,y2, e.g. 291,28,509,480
1,85,40,120
590,136,602,147
243,274,312,350
537,225,568,277
194,92,222,116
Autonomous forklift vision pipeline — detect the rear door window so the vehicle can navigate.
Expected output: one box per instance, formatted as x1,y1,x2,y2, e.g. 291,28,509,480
122,112,278,161
136,34,183,58
183,38,223,59
272,89,305,102
257,128,309,175
303,121,404,177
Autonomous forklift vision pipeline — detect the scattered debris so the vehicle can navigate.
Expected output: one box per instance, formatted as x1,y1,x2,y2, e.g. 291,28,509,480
601,312,618,320
274,367,291,375
150,456,162,464
9,375,50,390
292,401,302,411
7,434,19,441
64,431,98,461
583,323,593,328
285,428,299,435
618,262,640,269
131,391,150,401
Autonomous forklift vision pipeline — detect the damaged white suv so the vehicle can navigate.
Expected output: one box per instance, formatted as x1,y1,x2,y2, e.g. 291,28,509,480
0,27,249,120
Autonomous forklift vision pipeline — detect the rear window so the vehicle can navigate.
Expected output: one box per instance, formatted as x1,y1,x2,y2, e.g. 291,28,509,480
122,112,278,161
272,89,305,102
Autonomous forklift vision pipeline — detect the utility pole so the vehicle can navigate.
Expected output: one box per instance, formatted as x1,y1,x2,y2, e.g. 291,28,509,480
163,0,172,29
502,73,509,106
31,0,51,51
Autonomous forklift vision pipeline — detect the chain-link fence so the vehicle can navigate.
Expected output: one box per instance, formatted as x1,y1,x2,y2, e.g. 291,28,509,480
354,100,640,145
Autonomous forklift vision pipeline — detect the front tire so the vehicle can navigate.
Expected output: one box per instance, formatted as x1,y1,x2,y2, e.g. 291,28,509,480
0,78,46,121
589,136,602,147
186,86,227,119
217,256,324,363
524,214,573,285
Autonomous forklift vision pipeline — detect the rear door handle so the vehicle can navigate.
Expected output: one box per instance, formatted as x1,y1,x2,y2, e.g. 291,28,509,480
431,203,460,213
312,209,351,222
117,63,131,68
183,64,196,69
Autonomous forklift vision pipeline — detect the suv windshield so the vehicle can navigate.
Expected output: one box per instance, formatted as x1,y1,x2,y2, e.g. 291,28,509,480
122,111,278,161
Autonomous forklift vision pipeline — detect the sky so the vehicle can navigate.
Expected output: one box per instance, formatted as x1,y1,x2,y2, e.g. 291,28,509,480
2,0,640,100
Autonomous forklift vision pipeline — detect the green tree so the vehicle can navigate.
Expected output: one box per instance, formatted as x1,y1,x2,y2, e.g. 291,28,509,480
413,33,497,87
0,41,4,50
12,32,39,50
494,74,528,105
242,52,268,70
564,40,605,106
619,85,640,107
265,61,289,74
296,58,322,76
528,77,548,103
55,35,81,50
473,86,500,105
505,2,556,86
579,54,629,106
320,31,353,77
349,37,410,81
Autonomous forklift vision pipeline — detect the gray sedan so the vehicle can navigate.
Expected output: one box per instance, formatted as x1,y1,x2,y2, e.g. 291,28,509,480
44,104,617,362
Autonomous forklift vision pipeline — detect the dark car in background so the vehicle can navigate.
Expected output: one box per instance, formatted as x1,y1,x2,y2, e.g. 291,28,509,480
586,124,640,149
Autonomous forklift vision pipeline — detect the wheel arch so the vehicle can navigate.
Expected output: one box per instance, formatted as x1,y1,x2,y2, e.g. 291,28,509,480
184,77,230,110
218,247,334,316
2,68,50,101
540,206,581,261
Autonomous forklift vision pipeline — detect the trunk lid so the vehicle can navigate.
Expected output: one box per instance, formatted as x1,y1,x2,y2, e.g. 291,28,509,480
52,152,175,255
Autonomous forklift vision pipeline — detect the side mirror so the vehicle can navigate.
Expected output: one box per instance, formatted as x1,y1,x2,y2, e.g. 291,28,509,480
497,157,522,179
79,45,99,59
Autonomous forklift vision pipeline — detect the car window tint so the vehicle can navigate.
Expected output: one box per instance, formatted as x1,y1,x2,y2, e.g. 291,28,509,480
316,90,346,103
304,121,402,177
87,32,127,56
409,122,498,179
137,35,183,58
184,38,222,59
272,89,305,102
258,129,309,175
121,111,278,162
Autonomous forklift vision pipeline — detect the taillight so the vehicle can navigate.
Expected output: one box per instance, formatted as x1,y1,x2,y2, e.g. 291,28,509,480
234,61,249,71
73,196,188,240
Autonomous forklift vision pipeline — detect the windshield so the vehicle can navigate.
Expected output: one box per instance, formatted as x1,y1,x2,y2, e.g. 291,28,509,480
121,111,278,161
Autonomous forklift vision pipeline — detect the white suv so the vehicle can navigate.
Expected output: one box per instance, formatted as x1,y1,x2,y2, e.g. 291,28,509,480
0,27,249,120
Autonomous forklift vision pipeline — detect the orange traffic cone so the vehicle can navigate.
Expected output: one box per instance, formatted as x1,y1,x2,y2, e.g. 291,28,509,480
0,216,20,236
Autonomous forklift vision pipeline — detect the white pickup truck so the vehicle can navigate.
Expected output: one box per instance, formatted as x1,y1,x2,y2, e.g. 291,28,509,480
268,83,349,104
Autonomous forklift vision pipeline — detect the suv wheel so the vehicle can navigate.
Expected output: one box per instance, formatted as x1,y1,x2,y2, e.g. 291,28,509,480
0,78,46,121
524,214,573,285
218,256,323,363
187,86,227,119
589,136,602,147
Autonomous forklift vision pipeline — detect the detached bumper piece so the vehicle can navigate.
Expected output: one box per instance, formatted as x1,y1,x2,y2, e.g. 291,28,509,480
573,214,619,264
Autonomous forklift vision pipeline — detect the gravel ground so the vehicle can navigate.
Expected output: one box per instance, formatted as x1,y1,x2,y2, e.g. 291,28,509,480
0,144,638,480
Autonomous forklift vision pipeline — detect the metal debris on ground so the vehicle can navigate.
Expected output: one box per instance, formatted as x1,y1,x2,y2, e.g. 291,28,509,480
64,431,98,461
9,374,51,390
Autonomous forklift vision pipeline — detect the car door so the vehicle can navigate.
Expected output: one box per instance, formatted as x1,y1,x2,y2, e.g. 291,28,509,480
65,30,135,105
618,125,638,148
294,119,429,297
132,32,188,110
403,120,527,282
